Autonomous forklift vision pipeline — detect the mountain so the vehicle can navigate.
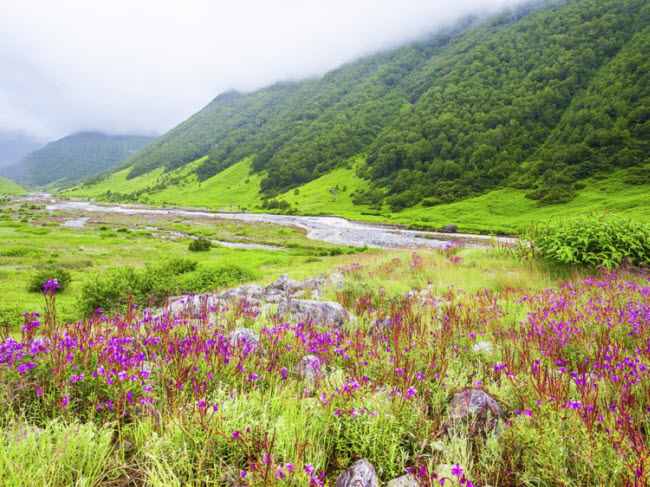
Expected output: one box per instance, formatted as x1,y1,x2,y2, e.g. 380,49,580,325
0,131,44,169
2,132,156,188
67,0,650,230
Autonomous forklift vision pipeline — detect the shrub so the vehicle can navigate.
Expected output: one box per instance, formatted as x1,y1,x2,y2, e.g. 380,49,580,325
188,237,212,252
528,214,650,268
176,264,255,293
27,267,72,293
155,257,198,275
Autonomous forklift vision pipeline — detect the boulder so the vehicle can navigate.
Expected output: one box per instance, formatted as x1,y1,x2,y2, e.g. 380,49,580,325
228,328,260,351
444,388,506,436
278,299,351,326
334,459,379,487
442,224,458,233
386,474,419,487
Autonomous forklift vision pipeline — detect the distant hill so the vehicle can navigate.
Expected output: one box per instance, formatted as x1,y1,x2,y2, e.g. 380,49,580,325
0,131,44,169
2,132,156,188
0,176,25,195
67,0,650,231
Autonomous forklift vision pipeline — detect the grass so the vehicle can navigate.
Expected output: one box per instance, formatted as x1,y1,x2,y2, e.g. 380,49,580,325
0,177,25,195
62,157,650,236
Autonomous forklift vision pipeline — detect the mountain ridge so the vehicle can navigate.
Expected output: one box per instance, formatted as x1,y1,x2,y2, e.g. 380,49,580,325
67,0,650,227
2,132,157,188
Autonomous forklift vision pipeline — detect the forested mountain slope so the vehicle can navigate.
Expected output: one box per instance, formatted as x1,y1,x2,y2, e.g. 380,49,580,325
2,132,156,188
73,0,650,216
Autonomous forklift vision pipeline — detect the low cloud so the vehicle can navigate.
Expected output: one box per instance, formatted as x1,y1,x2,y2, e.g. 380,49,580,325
1,0,530,140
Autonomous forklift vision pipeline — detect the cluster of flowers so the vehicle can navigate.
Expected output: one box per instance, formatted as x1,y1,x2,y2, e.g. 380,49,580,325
0,262,648,484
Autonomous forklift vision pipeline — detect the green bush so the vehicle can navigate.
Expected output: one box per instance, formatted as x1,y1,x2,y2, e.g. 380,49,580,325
176,264,255,293
528,214,650,268
27,267,72,293
78,262,255,315
188,237,212,252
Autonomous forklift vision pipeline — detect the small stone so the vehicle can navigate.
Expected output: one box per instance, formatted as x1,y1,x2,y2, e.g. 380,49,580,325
295,355,323,389
334,459,379,487
442,224,458,233
228,328,260,351
473,341,493,356
219,466,246,486
444,388,506,437
370,317,391,335
328,272,345,289
386,474,419,487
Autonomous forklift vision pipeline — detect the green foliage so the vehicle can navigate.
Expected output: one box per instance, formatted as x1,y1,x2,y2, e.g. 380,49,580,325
188,237,212,252
528,214,650,268
77,260,255,315
27,267,73,293
176,263,256,293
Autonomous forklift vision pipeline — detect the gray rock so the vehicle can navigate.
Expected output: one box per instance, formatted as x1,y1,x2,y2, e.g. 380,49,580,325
445,388,506,436
218,284,263,304
228,328,260,351
278,299,351,326
334,459,379,487
386,474,419,487
473,341,493,356
370,317,391,335
328,272,346,289
265,274,301,294
295,355,323,388
442,224,458,233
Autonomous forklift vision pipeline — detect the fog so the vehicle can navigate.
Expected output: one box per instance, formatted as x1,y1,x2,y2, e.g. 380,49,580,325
0,0,531,140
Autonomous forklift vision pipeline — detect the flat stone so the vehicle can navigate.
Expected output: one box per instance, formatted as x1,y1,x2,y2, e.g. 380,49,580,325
334,459,379,487
442,224,458,233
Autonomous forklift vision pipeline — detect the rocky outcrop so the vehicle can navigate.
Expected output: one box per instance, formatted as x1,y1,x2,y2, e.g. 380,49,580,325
278,299,351,326
334,459,379,487
444,388,506,436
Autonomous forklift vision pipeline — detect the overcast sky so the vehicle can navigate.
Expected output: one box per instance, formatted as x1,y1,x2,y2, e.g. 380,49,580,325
1,0,529,141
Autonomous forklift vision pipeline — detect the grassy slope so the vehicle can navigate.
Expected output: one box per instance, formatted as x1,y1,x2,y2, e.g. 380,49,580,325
0,177,25,195
64,159,650,234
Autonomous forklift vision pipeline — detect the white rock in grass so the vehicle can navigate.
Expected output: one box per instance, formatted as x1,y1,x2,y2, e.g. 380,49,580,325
386,474,420,486
334,459,379,487
473,341,494,356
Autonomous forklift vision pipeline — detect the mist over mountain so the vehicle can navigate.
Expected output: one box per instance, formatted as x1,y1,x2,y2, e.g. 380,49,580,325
82,0,649,212
0,131,44,169
1,132,156,188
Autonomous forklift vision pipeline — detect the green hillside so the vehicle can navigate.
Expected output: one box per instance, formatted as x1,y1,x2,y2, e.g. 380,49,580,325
0,177,25,195
2,132,156,188
68,0,650,230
